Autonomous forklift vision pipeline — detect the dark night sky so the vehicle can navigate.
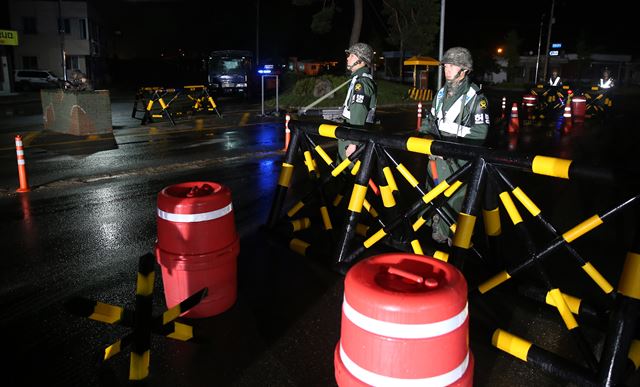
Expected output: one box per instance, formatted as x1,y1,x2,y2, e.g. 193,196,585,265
3,0,630,62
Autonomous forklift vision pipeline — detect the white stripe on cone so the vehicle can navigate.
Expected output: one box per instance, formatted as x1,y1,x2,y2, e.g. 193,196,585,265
342,296,468,339
157,203,233,223
339,343,469,387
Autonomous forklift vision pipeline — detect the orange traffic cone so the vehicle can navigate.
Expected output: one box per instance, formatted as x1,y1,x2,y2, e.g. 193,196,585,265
283,114,291,151
563,105,573,132
508,103,519,133
15,135,30,193
416,102,423,131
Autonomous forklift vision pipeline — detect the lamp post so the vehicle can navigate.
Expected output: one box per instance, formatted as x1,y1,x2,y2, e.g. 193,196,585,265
437,0,445,89
58,0,67,82
534,14,544,83
542,0,555,83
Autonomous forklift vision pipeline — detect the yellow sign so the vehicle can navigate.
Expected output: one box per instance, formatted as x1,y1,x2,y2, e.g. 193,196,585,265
0,30,19,46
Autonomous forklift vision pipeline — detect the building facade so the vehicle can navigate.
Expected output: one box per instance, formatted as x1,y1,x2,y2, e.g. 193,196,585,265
8,0,108,87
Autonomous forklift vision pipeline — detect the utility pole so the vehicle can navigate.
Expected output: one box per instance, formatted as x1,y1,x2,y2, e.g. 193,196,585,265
542,0,555,83
437,0,445,89
534,14,544,83
58,0,67,81
255,0,260,68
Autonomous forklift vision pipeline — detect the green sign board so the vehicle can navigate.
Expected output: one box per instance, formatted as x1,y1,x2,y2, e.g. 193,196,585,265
0,30,19,46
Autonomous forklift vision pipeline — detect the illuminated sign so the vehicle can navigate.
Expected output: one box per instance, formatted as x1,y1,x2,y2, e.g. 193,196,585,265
551,43,562,49
0,29,18,46
549,50,559,56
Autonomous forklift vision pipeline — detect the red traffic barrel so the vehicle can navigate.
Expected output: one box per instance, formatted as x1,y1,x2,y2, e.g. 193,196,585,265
157,182,237,255
335,253,473,386
156,182,239,318
522,94,538,107
571,96,587,121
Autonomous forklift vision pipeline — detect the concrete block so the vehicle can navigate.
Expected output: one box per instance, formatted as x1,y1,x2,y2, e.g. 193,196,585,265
41,89,113,136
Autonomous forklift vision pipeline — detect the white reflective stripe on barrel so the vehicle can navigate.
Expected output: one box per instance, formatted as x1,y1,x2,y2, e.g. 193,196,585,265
16,150,24,156
157,203,233,223
17,159,25,165
16,140,23,146
340,343,469,387
343,296,467,339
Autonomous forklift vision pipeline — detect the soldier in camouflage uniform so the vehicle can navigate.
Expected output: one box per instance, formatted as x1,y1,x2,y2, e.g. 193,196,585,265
338,42,378,161
419,47,490,243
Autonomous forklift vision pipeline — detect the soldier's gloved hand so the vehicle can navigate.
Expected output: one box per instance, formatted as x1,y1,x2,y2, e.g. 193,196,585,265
345,144,357,157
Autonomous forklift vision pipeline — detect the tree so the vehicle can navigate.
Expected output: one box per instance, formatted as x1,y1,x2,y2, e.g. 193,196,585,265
293,0,363,46
575,31,591,82
504,30,522,82
381,0,439,80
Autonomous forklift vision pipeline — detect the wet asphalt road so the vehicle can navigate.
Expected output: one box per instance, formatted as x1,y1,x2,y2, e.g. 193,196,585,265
0,90,639,386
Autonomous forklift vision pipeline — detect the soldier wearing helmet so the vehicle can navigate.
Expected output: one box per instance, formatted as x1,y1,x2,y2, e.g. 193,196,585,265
419,47,489,244
339,42,378,161
549,68,562,87
599,69,614,89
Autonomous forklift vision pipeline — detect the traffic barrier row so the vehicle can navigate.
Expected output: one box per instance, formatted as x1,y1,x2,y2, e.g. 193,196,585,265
131,85,221,126
65,253,207,380
265,118,640,386
525,83,613,122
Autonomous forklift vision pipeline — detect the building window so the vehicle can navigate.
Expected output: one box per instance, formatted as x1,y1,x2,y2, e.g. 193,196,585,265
79,19,87,40
23,56,38,69
66,55,80,70
22,17,37,34
58,18,71,34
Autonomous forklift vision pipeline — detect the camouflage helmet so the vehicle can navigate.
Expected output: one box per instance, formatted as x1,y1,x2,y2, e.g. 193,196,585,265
345,42,374,65
441,47,473,71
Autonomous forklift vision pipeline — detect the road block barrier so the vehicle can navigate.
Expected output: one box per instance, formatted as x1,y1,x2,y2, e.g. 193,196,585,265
14,134,30,192
335,253,473,386
265,117,640,386
407,87,433,102
156,182,239,318
65,252,207,380
132,85,221,126
583,86,613,116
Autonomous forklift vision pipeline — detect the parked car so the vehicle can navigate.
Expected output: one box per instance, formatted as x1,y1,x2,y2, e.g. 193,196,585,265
14,69,61,91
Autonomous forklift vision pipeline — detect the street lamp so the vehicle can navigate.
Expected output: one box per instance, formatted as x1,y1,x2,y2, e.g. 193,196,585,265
496,47,504,55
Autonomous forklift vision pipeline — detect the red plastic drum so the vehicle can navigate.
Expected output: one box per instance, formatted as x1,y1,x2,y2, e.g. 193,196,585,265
156,182,239,318
335,253,473,386
571,97,587,121
157,182,237,255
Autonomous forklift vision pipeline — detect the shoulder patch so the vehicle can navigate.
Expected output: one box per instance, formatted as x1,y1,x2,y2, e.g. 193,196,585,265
479,99,487,110
354,82,363,92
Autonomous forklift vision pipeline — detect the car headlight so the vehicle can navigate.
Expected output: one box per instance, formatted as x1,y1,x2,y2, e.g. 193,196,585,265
236,83,247,88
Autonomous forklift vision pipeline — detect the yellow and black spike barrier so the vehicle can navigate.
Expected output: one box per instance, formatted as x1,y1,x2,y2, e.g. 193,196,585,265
490,164,614,295
597,233,640,385
65,252,207,380
492,329,597,386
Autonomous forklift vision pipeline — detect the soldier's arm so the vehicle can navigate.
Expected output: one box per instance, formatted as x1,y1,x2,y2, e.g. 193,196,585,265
347,80,372,127
462,95,490,144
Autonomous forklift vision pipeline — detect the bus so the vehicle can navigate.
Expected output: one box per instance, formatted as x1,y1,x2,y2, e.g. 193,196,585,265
207,50,253,98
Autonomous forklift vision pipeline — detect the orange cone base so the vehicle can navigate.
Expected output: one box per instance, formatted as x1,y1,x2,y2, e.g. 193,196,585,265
16,188,31,193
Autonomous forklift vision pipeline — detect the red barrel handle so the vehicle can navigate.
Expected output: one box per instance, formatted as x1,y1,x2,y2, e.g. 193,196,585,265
186,183,214,197
387,266,439,288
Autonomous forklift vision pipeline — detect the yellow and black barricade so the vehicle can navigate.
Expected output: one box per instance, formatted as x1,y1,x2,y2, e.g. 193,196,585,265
264,117,640,386
65,252,207,380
